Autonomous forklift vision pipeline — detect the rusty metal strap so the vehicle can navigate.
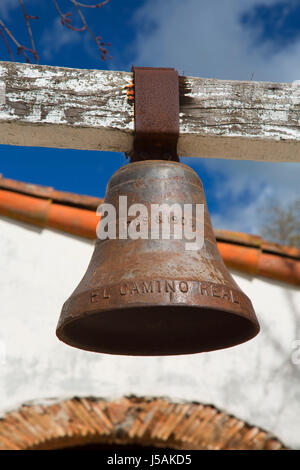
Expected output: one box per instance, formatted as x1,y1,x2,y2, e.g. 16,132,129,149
130,66,179,162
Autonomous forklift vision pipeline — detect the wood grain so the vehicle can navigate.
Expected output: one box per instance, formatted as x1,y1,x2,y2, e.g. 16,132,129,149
0,61,299,162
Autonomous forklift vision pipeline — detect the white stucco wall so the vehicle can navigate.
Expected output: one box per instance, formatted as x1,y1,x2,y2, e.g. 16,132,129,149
0,215,300,448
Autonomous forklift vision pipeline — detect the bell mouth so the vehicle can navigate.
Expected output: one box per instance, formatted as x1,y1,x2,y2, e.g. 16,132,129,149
57,305,259,356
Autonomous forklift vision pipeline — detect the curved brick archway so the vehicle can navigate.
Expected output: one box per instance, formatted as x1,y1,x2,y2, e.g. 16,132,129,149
0,396,285,450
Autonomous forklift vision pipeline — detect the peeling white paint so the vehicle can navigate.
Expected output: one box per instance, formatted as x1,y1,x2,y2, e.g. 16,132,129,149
0,82,5,106
0,61,299,161
41,108,67,124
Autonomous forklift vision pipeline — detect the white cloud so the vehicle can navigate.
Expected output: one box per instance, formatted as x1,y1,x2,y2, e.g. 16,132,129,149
132,0,300,82
0,0,38,20
130,0,300,236
0,0,19,19
41,17,82,60
186,157,299,234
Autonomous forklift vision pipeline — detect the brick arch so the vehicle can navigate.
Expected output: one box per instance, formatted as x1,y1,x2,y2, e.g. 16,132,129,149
0,396,285,450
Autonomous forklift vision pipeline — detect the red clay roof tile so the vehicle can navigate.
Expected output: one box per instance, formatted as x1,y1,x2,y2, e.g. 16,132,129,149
0,397,286,450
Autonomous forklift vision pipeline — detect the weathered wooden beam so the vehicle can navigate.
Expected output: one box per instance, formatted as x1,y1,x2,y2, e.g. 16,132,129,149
0,61,299,162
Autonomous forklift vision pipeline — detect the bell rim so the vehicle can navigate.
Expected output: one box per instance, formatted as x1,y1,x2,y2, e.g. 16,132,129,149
56,303,260,356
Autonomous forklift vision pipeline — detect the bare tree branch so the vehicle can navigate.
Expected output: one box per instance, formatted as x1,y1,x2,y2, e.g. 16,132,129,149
0,24,14,61
0,19,31,62
259,198,300,247
0,0,111,63
19,0,39,62
51,0,68,19
75,1,111,8
51,0,85,30
69,0,111,60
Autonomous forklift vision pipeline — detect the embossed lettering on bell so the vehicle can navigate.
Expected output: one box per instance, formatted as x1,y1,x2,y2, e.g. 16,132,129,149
56,160,260,355
96,197,204,250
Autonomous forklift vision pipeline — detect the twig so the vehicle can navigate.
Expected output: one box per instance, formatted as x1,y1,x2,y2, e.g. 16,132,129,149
74,1,111,8
51,0,66,18
0,24,14,61
0,19,31,62
18,0,39,62
0,0,111,63
51,0,85,30
69,0,111,60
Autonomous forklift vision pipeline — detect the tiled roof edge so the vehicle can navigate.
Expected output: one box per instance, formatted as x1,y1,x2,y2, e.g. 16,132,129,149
0,178,299,286
0,175,103,210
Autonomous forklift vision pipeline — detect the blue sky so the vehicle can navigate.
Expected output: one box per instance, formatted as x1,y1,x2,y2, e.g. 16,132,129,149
0,0,299,234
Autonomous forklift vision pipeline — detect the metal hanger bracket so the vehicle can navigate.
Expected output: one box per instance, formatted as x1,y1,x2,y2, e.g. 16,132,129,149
129,66,180,162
